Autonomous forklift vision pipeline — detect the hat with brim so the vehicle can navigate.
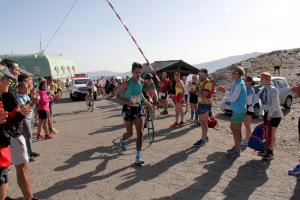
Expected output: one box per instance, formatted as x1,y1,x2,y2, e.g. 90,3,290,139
0,65,17,80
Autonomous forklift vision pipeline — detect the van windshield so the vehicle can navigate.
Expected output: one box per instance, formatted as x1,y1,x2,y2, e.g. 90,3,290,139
74,79,89,85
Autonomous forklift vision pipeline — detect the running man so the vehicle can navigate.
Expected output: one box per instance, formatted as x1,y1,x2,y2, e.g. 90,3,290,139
193,69,213,147
116,62,150,165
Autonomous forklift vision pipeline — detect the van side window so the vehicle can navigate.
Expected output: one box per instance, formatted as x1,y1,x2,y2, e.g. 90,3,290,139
275,79,287,88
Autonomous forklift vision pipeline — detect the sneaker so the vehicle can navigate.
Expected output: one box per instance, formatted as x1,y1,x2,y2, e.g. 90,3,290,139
288,164,300,175
45,134,54,140
170,122,179,128
36,134,44,140
30,152,40,158
263,151,274,161
118,139,127,151
204,136,209,143
135,154,144,165
227,146,235,153
226,148,240,158
50,128,59,134
241,138,249,146
160,111,168,115
257,151,267,157
193,139,206,147
29,157,35,162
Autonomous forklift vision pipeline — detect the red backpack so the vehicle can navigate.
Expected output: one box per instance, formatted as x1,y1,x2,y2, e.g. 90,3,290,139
208,115,218,128
0,147,12,168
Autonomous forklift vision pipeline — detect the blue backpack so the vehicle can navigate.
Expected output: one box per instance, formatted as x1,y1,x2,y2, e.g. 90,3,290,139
248,123,269,151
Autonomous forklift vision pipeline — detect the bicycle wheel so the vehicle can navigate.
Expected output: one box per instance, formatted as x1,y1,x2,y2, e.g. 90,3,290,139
146,113,154,143
86,95,91,110
90,96,94,112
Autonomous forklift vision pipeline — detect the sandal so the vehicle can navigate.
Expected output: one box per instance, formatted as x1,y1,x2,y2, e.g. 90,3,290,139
179,121,184,126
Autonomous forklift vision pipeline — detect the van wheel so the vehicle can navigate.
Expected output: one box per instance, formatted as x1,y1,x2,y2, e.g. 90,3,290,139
70,94,75,101
283,96,292,109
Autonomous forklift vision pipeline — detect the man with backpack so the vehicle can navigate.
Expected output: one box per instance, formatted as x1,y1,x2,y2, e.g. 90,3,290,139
193,68,214,147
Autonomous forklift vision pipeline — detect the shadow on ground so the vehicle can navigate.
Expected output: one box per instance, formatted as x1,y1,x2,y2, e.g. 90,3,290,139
35,145,130,198
115,147,199,191
157,153,270,200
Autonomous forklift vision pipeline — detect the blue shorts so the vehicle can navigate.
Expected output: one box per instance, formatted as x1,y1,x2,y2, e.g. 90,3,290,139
198,104,212,115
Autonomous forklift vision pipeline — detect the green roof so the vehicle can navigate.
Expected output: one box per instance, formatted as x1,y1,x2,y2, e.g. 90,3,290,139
0,52,78,79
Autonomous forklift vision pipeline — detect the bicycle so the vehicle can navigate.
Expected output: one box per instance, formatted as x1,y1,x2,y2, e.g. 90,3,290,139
86,90,94,112
142,103,155,143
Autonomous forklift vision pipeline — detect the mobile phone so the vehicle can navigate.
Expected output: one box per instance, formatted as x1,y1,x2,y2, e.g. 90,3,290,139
0,101,3,109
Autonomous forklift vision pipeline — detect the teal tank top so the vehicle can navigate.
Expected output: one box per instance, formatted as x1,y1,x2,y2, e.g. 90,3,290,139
122,78,143,102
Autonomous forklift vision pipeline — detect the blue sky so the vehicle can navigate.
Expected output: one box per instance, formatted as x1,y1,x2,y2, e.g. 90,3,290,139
1,0,300,72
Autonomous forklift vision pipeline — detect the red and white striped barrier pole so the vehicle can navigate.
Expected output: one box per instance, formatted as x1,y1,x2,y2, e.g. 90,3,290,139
105,0,160,81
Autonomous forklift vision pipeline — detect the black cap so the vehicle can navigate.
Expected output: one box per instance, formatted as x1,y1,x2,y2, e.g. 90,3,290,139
199,68,208,74
144,73,153,80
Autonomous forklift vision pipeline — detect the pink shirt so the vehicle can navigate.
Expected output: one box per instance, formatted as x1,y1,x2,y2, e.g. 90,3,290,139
37,90,51,111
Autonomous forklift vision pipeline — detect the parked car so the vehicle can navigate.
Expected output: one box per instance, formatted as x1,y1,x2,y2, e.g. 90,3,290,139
70,78,97,101
220,77,293,117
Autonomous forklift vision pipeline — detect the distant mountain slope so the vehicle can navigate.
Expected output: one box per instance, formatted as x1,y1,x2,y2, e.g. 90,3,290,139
195,52,263,72
87,70,130,80
211,48,300,88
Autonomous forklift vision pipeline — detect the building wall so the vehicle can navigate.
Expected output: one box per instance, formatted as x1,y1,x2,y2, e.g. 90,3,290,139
0,53,79,79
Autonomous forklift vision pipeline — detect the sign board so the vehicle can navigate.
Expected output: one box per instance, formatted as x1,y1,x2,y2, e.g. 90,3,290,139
73,73,87,78
241,62,252,69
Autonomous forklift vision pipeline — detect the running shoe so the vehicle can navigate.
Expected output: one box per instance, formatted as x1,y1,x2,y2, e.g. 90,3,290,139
30,152,40,158
241,138,249,146
118,139,127,151
193,139,206,147
226,148,240,158
45,134,54,140
227,146,235,153
36,134,44,140
50,128,59,134
288,164,300,175
170,122,179,128
263,151,274,161
135,153,144,165
160,111,168,115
